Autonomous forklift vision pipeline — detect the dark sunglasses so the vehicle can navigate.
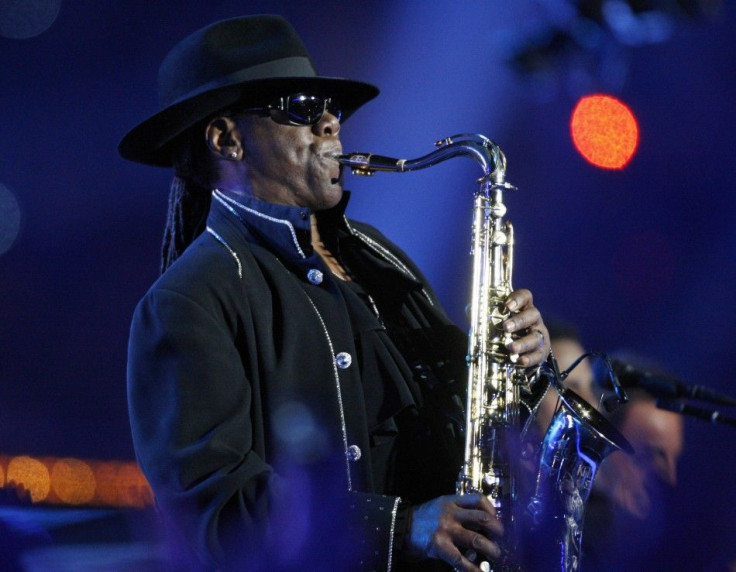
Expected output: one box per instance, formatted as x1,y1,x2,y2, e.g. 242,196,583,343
243,93,342,126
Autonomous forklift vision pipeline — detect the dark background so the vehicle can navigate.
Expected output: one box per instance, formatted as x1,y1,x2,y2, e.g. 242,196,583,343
1,1,734,569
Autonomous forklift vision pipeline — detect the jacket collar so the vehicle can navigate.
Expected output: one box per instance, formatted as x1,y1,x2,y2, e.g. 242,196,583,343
209,189,350,263
206,189,425,305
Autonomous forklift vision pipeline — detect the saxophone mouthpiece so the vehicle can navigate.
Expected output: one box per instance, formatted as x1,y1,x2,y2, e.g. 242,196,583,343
336,153,407,176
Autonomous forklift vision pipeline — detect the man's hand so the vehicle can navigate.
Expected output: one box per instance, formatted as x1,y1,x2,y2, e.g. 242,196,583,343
503,288,550,368
404,493,504,571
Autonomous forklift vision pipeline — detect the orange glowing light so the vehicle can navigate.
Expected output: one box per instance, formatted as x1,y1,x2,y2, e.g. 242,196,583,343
94,461,153,508
95,461,125,506
0,454,153,508
112,462,154,508
51,458,96,505
570,94,639,169
7,456,51,503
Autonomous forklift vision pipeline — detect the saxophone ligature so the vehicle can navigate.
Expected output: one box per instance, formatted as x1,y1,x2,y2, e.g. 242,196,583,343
337,134,632,572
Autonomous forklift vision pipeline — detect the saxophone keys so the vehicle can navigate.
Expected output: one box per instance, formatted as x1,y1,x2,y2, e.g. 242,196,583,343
491,230,507,245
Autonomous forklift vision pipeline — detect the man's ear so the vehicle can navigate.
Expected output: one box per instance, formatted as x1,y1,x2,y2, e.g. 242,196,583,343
205,116,242,161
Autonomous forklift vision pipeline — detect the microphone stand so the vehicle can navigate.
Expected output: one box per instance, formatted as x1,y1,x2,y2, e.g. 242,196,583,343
656,399,736,428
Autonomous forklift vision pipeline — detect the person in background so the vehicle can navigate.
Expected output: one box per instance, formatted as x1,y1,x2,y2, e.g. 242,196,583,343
583,358,684,570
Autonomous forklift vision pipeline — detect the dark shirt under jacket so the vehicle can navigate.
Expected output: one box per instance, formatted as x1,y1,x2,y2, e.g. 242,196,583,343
127,189,468,571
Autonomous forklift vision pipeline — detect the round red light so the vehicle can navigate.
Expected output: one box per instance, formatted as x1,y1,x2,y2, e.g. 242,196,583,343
570,94,639,169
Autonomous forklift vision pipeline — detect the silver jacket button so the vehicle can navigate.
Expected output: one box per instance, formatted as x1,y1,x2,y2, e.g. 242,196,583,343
347,444,362,462
307,268,323,285
335,352,352,369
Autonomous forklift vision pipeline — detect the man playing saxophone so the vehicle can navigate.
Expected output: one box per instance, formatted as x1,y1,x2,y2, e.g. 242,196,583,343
121,15,551,571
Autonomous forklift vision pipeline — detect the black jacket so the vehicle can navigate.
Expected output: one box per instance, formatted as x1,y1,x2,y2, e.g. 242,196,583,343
128,191,467,571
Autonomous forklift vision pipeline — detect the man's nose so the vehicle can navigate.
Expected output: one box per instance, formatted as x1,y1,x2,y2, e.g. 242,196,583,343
313,111,340,137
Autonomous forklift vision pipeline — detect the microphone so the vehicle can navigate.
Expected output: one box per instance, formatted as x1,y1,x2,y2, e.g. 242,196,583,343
657,399,736,428
604,359,736,407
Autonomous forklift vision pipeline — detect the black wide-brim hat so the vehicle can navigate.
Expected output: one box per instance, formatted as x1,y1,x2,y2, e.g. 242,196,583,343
118,15,379,167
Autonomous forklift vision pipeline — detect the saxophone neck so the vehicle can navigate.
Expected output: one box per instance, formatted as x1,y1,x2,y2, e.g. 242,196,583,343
337,133,508,183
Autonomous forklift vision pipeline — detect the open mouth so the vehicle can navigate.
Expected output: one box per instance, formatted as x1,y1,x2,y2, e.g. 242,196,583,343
321,150,343,184
316,146,343,185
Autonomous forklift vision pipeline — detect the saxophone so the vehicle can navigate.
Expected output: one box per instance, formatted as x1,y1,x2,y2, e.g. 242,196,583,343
337,134,632,572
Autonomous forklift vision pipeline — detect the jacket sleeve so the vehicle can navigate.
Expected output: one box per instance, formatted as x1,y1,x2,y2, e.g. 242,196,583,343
128,287,276,568
128,286,407,571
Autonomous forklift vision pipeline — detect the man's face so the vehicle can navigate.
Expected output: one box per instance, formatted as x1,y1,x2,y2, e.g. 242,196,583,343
236,105,344,211
601,399,684,520
622,400,684,487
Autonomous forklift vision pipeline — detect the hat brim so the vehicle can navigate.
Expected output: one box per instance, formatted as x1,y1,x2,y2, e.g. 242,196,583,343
118,76,379,167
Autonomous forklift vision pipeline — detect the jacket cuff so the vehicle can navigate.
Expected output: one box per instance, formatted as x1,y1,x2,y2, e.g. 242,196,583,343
347,492,403,571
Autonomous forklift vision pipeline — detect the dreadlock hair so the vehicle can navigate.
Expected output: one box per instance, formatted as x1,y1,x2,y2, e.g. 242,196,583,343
161,123,217,274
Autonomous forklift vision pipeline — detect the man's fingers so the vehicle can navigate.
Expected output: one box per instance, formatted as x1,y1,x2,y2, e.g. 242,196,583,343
507,328,541,353
459,528,503,561
504,288,532,312
452,493,503,533
507,326,549,359
503,307,542,334
457,507,505,538
453,491,496,511
436,534,498,572
409,494,505,570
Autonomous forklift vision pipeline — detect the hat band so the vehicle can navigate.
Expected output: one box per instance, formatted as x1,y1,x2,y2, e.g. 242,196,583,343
161,56,316,107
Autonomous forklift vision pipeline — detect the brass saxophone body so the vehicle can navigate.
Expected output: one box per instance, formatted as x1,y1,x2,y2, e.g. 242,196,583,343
338,134,631,572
